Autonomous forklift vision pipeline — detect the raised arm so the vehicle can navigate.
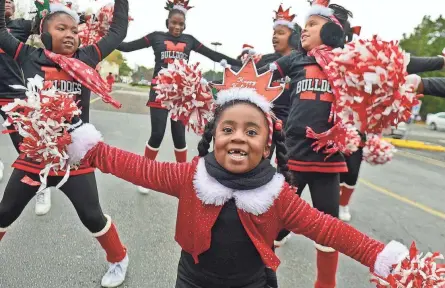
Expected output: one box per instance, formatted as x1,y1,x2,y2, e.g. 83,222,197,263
117,34,152,52
276,187,409,277
68,122,192,198
0,0,36,61
419,77,445,98
193,37,241,66
80,0,129,64
407,56,444,74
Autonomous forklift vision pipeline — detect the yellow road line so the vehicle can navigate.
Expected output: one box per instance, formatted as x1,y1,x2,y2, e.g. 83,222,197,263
90,97,101,104
396,150,445,168
359,178,445,220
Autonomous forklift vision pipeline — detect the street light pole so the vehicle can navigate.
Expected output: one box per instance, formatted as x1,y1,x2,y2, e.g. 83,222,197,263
211,42,222,81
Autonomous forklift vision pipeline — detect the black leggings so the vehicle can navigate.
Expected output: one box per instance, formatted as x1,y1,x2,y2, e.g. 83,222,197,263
340,148,363,186
276,172,340,241
0,109,22,154
0,169,107,233
148,107,186,149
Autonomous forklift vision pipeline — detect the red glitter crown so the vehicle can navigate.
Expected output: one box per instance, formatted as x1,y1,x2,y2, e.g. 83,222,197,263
165,0,193,12
273,4,296,23
308,0,330,7
212,58,284,103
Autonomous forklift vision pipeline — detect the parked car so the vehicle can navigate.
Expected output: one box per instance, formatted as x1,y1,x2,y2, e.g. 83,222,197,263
383,122,407,139
426,112,445,131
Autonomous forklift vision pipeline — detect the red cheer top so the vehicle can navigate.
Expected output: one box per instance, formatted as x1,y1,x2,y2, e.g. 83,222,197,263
82,142,386,271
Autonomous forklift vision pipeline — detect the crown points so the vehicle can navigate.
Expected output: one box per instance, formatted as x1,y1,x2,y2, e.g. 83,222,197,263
274,4,296,23
212,58,284,103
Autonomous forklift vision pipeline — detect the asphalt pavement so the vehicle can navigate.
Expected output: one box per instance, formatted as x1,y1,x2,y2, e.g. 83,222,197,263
0,87,444,288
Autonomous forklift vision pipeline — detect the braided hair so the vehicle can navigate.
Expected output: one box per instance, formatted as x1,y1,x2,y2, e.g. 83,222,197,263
197,100,292,183
329,4,354,43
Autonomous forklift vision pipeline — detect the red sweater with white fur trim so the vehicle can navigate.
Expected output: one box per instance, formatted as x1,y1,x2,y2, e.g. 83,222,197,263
78,140,394,273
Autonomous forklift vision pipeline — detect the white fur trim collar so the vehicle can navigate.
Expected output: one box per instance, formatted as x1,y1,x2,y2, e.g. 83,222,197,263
273,19,295,30
193,158,284,216
50,3,80,23
305,5,333,22
215,88,272,114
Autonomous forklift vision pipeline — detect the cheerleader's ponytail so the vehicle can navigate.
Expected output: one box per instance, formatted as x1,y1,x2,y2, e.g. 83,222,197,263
197,119,215,156
273,120,293,184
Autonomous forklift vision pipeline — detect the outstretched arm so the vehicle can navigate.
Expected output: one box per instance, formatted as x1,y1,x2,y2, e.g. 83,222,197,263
117,34,152,52
68,123,191,198
0,0,36,62
407,56,444,74
419,77,445,98
276,187,408,277
193,37,241,66
80,0,129,64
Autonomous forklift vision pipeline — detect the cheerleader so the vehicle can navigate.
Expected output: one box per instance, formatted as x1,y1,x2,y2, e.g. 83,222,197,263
62,57,441,288
117,0,240,194
0,0,53,214
264,4,300,161
262,1,445,286
0,0,129,286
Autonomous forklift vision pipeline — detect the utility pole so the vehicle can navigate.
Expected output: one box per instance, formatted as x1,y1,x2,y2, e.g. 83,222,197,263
211,42,222,81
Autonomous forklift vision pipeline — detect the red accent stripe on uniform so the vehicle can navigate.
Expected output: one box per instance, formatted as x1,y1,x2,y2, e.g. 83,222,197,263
275,62,284,78
196,43,203,50
93,44,102,61
288,160,348,173
147,101,166,109
14,42,24,60
144,36,150,45
12,162,94,176
0,48,4,53
0,99,14,106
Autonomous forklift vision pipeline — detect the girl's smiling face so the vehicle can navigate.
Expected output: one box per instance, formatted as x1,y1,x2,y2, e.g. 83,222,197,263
301,15,329,51
213,103,270,174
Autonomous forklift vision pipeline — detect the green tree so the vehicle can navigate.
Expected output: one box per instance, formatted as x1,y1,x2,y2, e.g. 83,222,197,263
131,66,154,83
119,61,132,76
202,70,223,82
399,15,445,118
105,50,135,77
105,50,125,66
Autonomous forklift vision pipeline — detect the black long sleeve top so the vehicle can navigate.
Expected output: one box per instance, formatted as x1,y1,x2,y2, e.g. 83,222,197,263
118,31,241,81
0,0,128,176
0,17,33,104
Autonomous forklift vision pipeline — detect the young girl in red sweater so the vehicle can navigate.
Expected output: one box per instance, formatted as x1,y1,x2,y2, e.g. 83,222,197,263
60,56,442,287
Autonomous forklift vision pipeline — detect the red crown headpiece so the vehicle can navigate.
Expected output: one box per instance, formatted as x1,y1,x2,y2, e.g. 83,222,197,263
212,58,284,104
212,57,285,146
273,4,296,29
165,0,193,14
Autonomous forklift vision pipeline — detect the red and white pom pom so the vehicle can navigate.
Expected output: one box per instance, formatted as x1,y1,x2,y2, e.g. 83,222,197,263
325,35,422,134
363,135,396,165
306,123,361,158
79,2,133,46
154,59,214,135
371,242,445,287
1,75,81,192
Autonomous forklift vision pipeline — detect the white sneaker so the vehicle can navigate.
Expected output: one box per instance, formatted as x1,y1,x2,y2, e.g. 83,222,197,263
35,188,52,216
339,205,352,222
274,233,292,248
0,160,4,182
137,186,150,194
101,254,129,288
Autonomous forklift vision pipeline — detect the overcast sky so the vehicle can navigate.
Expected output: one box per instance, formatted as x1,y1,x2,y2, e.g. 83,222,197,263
84,0,444,71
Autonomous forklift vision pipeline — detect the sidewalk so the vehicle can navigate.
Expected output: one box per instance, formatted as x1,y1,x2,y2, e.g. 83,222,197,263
383,138,445,152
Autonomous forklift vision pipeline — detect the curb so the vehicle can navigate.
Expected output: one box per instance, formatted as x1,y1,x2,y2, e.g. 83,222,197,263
383,138,445,152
